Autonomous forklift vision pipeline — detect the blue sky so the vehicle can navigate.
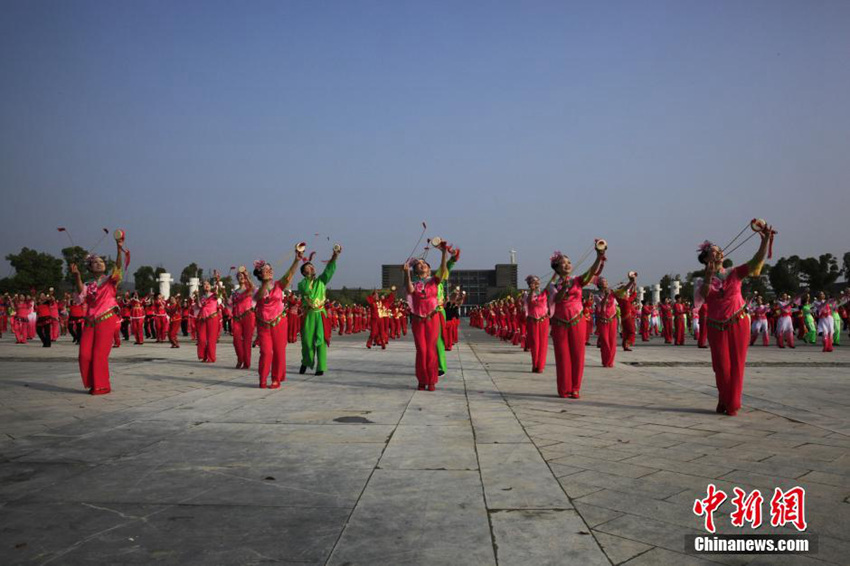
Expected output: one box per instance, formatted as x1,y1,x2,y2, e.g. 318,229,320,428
2,0,848,287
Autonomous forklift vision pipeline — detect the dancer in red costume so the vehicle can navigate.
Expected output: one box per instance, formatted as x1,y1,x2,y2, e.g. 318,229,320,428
524,275,549,373
660,298,674,344
404,246,449,391
231,267,256,369
697,223,773,416
594,278,619,367
547,244,606,398
70,232,128,395
12,295,33,344
615,273,638,351
195,273,224,363
253,252,302,389
639,300,652,342
167,296,182,347
774,293,796,349
673,295,687,345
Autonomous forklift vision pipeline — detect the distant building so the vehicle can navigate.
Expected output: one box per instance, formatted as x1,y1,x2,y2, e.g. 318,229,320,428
381,264,518,312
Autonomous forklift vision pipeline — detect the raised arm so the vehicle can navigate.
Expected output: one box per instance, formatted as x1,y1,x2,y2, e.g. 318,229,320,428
581,247,606,286
70,263,84,295
402,262,414,295
747,224,773,277
281,253,302,288
433,247,449,284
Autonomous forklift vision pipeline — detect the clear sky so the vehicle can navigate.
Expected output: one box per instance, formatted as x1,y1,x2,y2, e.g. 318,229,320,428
2,0,848,288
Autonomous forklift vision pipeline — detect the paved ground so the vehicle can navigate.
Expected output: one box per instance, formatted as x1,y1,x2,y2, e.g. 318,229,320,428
1,326,848,565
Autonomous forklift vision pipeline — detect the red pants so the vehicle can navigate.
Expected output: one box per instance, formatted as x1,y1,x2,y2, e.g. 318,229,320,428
697,323,708,348
367,319,384,347
113,324,121,347
155,316,167,341
79,316,119,394
0,314,6,336
674,317,685,345
622,318,635,349
597,320,617,367
232,312,255,368
551,321,586,396
526,318,549,372
585,317,593,344
707,316,750,413
287,314,299,343
169,320,181,346
197,316,220,362
777,330,794,348
257,318,287,386
663,317,673,343
132,319,144,343
13,317,29,343
401,317,408,336
412,316,440,387
640,319,650,341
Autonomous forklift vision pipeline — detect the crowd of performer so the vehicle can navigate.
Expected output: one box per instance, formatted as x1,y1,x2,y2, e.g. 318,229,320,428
470,289,849,354
2,222,849,417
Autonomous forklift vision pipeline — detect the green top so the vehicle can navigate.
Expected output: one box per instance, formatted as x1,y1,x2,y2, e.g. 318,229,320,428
298,260,336,311
437,257,457,309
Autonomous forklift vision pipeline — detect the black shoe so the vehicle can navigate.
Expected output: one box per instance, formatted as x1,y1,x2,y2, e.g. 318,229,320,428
438,370,445,377
316,371,324,376
299,365,307,374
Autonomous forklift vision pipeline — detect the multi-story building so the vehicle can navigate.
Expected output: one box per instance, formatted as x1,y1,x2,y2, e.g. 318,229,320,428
381,264,518,313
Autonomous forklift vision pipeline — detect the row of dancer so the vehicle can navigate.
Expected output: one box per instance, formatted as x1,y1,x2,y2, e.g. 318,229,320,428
470,224,776,416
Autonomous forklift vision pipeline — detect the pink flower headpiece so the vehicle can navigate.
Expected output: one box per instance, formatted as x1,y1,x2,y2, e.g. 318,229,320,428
697,240,715,254
84,253,100,269
253,259,267,271
550,250,565,263
525,274,539,284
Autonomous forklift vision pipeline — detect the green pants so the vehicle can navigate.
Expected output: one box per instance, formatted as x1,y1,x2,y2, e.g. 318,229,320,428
437,310,447,373
804,315,817,344
834,313,842,345
301,311,327,371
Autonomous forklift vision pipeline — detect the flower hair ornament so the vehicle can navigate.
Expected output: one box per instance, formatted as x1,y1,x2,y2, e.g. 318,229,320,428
525,274,540,285
550,250,565,264
253,259,268,271
84,253,101,270
697,240,715,254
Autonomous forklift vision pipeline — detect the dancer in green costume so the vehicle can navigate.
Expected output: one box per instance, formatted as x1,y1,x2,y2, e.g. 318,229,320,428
298,246,341,376
801,296,817,344
435,248,460,376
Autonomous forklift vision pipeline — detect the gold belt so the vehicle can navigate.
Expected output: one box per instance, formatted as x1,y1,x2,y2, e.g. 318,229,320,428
707,306,748,331
257,312,287,328
411,310,439,321
198,310,220,323
232,308,254,322
551,312,583,328
85,310,117,327
527,315,548,323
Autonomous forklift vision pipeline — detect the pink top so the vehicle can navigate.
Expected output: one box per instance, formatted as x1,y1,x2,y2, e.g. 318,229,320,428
231,288,255,317
78,273,120,319
255,282,284,322
408,277,439,317
548,276,594,321
705,264,749,321
595,293,617,319
197,293,219,318
15,300,34,318
525,292,548,319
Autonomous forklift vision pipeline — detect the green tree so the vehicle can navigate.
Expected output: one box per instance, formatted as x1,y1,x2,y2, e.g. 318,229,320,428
180,262,201,285
769,256,801,296
4,247,64,293
134,265,157,296
843,251,850,282
798,254,840,294
61,246,89,284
